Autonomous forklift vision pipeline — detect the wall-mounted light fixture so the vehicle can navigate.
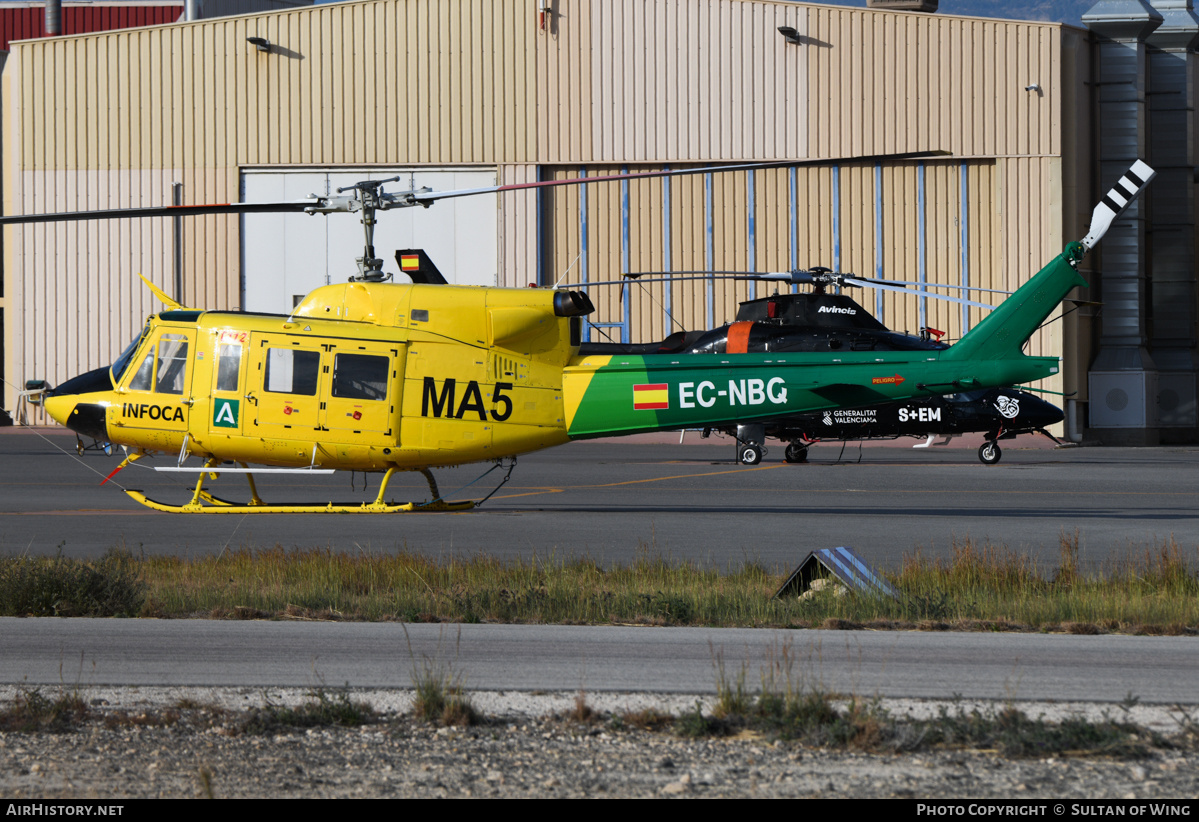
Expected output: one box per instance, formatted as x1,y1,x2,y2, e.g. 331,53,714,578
1025,83,1041,92
777,26,801,45
247,36,270,53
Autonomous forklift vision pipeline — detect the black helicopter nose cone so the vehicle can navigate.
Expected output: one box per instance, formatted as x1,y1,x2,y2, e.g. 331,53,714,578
50,365,114,398
41,365,114,441
991,390,1063,427
63,403,110,441
1030,399,1065,427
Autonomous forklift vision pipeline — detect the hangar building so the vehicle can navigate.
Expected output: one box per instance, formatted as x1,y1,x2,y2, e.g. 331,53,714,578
3,0,1195,445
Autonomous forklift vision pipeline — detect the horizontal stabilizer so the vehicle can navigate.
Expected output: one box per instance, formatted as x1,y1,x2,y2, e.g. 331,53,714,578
1080,161,1155,251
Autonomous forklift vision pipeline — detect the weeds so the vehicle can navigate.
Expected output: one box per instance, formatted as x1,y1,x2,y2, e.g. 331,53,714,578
711,647,753,719
410,663,476,726
239,687,373,735
197,766,215,799
680,643,1173,758
0,548,146,617
616,707,675,732
405,625,478,726
0,676,1183,762
0,686,89,733
923,703,1158,758
566,689,596,724
703,640,859,744
676,701,728,738
5,535,1199,632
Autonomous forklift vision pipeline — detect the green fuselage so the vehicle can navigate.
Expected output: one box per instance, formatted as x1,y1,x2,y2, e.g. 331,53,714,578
564,243,1086,439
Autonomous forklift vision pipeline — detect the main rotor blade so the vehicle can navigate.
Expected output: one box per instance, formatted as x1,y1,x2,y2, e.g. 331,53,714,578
0,199,320,225
622,272,1012,294
859,279,1013,295
0,150,949,225
576,275,770,287
412,150,950,204
852,278,995,310
576,272,998,310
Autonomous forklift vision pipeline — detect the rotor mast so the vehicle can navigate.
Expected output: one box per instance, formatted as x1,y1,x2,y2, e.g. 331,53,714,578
300,176,434,283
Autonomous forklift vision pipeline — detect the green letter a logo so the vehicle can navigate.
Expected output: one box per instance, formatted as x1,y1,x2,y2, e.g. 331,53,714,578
213,398,239,428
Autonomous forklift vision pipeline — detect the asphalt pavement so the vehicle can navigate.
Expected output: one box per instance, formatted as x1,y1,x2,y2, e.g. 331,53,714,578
3,427,1198,572
4,619,1198,703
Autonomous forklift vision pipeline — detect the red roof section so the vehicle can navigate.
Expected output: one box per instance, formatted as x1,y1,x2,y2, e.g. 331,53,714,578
0,5,182,52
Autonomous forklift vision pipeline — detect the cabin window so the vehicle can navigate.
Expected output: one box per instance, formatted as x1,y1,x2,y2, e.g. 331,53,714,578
111,323,151,384
216,344,242,392
264,348,320,395
127,352,155,391
126,334,188,393
154,335,190,394
331,353,389,401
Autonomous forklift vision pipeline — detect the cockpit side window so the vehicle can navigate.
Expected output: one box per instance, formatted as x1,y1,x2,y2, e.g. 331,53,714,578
124,333,189,393
127,351,155,391
111,323,152,384
154,335,189,394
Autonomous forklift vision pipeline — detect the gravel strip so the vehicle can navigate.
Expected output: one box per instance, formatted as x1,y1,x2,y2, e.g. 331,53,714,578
2,688,1197,799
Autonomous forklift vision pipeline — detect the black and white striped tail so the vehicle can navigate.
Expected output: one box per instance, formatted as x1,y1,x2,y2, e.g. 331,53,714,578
1080,160,1156,251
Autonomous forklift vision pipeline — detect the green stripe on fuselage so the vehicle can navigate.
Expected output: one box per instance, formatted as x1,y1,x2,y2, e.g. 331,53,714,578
565,243,1086,440
565,350,1059,439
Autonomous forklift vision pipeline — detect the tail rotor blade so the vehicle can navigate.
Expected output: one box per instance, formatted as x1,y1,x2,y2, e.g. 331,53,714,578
1080,160,1155,251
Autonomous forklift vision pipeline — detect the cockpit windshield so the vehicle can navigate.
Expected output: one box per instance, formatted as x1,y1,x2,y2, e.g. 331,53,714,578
110,323,151,384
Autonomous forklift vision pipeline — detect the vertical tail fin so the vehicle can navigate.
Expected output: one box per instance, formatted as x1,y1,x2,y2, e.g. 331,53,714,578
946,161,1154,364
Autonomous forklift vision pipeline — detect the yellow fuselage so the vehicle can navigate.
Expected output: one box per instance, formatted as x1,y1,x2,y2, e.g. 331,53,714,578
44,281,581,471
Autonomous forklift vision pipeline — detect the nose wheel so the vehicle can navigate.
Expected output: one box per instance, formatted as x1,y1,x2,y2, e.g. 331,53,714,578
739,444,764,465
784,442,809,463
75,435,113,456
978,440,1002,465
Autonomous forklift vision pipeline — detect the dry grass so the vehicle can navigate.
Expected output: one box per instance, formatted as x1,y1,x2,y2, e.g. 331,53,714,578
5,533,1199,632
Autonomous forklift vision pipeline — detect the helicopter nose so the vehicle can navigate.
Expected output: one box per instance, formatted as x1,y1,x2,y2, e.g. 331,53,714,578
1025,397,1065,427
43,392,78,425
40,366,115,441
43,395,110,441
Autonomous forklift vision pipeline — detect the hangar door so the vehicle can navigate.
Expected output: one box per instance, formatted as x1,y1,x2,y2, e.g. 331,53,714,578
241,168,499,313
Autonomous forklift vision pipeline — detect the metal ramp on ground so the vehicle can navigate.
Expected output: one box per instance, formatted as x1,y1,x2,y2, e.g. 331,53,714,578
772,546,897,600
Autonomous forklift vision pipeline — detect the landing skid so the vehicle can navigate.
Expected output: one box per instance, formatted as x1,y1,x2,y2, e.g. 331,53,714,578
124,462,477,514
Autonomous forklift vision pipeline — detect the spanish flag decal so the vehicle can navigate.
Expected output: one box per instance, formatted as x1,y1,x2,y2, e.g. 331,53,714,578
399,254,421,272
633,383,669,410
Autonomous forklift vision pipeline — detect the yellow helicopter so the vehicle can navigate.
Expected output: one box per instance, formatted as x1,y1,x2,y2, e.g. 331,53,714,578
14,157,1155,514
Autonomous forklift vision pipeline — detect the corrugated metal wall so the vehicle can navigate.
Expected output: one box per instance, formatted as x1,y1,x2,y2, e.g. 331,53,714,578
3,0,1083,414
543,159,1042,355
0,6,182,51
804,8,1061,158
4,0,541,408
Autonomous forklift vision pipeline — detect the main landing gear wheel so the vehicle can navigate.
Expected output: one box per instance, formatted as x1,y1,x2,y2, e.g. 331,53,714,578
784,442,809,464
979,441,1002,465
739,444,763,465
